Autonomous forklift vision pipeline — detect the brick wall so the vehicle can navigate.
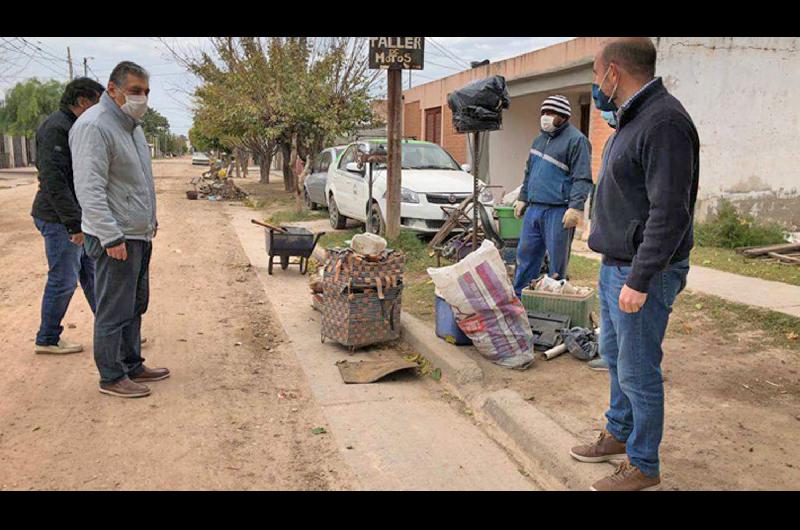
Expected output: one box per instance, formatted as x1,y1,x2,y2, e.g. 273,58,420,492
442,101,467,164
403,101,421,140
588,105,614,183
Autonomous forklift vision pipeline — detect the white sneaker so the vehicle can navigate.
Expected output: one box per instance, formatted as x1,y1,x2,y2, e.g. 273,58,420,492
34,339,84,355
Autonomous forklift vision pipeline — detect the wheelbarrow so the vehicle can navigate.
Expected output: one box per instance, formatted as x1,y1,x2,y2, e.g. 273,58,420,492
251,219,325,275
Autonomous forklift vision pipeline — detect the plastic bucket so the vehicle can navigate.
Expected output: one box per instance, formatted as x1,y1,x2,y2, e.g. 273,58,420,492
434,296,472,346
494,206,523,239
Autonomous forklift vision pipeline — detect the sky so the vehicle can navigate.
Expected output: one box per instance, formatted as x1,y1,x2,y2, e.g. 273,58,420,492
0,37,573,137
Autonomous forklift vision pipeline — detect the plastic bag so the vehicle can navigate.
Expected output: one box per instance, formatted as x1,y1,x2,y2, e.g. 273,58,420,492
447,75,511,133
351,233,387,256
427,240,535,369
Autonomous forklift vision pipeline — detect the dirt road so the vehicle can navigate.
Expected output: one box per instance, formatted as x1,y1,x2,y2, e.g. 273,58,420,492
0,158,540,491
0,159,354,490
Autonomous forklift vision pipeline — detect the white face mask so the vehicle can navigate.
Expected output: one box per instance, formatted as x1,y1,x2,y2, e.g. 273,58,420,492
540,114,557,132
121,94,148,121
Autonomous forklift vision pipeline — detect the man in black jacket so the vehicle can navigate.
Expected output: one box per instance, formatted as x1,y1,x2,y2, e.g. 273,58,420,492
568,38,699,491
31,77,105,355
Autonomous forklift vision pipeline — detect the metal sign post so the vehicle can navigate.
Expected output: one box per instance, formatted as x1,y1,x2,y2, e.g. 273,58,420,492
369,37,425,240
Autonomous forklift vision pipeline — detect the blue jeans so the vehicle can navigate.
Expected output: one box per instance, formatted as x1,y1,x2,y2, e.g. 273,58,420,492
84,234,151,385
34,217,96,346
599,258,690,477
513,204,574,297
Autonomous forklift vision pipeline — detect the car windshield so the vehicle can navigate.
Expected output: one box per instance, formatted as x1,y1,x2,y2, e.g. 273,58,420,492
373,143,460,171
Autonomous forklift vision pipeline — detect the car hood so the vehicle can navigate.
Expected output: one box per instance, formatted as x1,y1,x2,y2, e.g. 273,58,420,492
374,169,480,193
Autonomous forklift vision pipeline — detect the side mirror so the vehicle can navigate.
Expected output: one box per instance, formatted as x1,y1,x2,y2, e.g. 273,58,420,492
346,162,364,175
461,163,472,173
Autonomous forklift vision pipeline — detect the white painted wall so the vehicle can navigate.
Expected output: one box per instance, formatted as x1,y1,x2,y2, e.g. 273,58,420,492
655,37,800,205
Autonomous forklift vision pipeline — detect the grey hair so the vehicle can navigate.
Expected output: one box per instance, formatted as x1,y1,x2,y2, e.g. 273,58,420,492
108,61,149,87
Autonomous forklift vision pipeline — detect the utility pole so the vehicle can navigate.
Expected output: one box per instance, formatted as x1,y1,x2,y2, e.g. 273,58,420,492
67,47,73,80
385,68,403,240
83,57,88,77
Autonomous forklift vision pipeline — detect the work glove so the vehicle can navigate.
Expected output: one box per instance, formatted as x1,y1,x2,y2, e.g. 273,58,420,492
562,208,583,229
513,200,527,219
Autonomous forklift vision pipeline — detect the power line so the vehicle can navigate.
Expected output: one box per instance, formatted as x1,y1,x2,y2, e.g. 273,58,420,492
427,38,470,69
424,59,463,72
21,38,70,65
0,38,66,78
428,37,470,67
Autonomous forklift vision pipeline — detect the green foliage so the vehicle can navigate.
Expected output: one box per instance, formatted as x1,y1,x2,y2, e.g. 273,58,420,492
141,107,170,138
695,199,787,249
184,37,379,169
0,78,63,136
188,126,221,154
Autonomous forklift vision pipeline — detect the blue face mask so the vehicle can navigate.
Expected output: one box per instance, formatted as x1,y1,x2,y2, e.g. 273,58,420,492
592,65,619,112
600,110,617,129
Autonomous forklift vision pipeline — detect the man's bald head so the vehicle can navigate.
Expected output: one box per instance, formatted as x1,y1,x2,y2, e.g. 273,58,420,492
600,37,657,81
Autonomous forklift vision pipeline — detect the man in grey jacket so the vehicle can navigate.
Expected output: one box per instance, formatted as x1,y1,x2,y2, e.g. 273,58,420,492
71,61,169,398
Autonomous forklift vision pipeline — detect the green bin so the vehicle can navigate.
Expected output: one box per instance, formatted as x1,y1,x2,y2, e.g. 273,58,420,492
494,206,523,239
520,287,596,329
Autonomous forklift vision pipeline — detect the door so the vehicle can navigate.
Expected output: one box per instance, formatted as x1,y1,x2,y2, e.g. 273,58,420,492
425,107,442,145
307,150,329,204
333,145,363,218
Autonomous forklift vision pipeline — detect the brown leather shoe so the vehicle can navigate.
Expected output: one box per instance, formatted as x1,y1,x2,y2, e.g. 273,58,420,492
591,460,661,491
570,428,627,463
131,365,170,383
99,377,151,398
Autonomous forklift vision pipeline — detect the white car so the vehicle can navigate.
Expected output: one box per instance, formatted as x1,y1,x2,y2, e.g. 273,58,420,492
192,151,210,165
325,139,494,234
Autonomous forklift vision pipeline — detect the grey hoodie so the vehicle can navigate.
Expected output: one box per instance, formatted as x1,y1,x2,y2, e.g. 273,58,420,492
70,92,157,248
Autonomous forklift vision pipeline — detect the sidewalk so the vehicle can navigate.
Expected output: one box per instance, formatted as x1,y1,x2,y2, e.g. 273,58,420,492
571,240,800,318
228,203,541,490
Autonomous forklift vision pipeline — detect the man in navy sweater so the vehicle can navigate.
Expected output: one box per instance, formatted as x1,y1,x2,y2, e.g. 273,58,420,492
569,37,699,491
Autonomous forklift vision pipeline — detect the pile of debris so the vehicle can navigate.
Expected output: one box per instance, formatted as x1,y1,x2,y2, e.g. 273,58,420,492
187,160,249,201
736,242,800,265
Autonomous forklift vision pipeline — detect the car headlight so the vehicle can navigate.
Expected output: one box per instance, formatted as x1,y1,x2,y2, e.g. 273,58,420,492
479,186,494,203
401,187,420,204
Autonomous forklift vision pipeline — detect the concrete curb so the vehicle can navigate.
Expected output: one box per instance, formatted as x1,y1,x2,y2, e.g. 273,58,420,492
401,312,614,490
481,389,616,491
312,242,608,489
401,311,483,388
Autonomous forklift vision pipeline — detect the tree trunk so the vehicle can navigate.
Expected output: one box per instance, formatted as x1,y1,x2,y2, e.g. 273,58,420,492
241,151,249,178
259,148,273,184
281,141,295,192
234,149,241,178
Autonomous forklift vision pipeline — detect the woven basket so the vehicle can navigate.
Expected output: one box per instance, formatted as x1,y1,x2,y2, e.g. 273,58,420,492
320,248,405,348
323,248,405,291
321,283,403,348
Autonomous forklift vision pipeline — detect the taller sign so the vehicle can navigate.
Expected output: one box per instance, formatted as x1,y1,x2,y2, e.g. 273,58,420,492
369,37,425,70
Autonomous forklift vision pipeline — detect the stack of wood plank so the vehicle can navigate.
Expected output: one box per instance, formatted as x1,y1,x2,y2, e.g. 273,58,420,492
735,242,800,265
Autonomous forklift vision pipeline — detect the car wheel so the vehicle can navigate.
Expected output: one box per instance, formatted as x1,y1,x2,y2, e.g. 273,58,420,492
328,195,347,229
367,202,386,236
304,189,318,210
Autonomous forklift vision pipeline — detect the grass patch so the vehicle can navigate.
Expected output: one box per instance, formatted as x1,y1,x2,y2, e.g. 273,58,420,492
691,246,800,287
267,208,327,225
672,290,800,352
568,255,601,284
566,255,800,352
